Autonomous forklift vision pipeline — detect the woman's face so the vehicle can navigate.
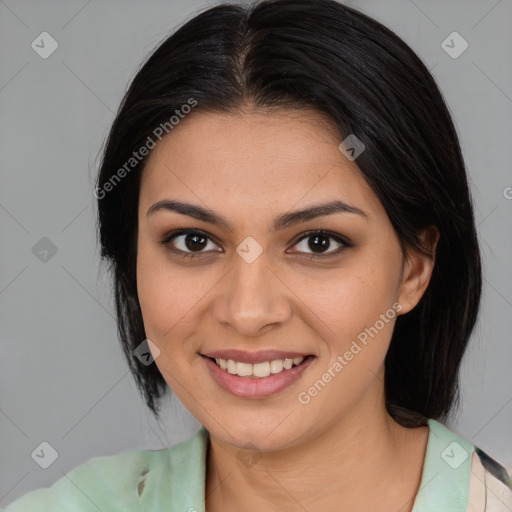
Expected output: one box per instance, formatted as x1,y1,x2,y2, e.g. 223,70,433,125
137,109,435,451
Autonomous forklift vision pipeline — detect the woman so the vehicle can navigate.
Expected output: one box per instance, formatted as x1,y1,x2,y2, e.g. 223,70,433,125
4,0,511,510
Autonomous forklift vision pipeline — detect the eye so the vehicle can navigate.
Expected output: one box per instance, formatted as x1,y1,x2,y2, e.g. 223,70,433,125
160,228,351,260
160,229,221,259
289,230,351,260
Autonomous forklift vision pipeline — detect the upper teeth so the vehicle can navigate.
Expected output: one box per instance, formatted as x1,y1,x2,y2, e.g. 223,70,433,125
214,357,305,378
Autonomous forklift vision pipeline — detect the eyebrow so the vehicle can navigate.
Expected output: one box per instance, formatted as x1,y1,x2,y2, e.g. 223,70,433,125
146,199,368,232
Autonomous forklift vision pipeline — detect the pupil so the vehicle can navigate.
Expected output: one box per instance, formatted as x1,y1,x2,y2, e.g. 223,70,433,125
309,235,329,253
186,234,207,251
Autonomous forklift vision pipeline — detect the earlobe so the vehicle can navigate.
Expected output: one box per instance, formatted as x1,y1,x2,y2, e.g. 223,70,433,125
397,226,440,315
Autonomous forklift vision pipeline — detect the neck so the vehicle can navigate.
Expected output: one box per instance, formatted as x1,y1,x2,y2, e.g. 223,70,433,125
205,385,429,512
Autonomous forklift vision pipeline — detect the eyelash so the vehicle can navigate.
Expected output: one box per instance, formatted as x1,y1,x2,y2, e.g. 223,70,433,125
159,228,352,261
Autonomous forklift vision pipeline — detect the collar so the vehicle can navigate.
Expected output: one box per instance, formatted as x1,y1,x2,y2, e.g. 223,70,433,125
157,418,474,512
412,418,474,511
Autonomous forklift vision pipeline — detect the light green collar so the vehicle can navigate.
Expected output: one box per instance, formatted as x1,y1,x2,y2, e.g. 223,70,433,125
411,418,474,511
160,418,474,512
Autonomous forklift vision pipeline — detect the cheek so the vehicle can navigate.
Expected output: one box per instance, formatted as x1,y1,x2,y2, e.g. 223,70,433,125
136,240,198,344
136,240,222,379
298,266,398,338
295,266,401,399
298,273,399,400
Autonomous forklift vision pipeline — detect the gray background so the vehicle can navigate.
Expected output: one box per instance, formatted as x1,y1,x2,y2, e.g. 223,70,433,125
1,0,511,506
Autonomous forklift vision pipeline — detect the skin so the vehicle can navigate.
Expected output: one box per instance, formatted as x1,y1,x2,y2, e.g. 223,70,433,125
136,108,440,512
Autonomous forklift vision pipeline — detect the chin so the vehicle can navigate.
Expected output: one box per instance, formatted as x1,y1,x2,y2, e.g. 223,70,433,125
210,419,305,453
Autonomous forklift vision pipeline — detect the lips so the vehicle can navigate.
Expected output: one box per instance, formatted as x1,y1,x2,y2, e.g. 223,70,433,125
202,354,316,399
201,349,312,364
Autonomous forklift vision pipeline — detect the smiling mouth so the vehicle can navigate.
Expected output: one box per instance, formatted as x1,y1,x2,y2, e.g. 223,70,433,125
205,355,314,378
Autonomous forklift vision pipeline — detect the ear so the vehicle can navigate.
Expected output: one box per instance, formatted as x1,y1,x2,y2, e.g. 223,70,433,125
397,225,440,315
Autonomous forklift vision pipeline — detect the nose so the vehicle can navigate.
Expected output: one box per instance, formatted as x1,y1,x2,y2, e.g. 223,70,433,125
210,249,292,337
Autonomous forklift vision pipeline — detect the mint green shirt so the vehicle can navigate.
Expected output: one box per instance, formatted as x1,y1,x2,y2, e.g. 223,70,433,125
2,419,511,511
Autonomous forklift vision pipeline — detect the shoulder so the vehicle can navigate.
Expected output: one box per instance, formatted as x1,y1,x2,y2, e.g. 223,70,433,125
467,447,512,512
424,419,512,512
1,448,160,511
1,427,208,512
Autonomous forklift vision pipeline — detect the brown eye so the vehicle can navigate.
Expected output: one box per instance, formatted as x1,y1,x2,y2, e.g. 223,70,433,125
160,228,351,261
160,229,221,258
291,230,351,259
177,232,208,252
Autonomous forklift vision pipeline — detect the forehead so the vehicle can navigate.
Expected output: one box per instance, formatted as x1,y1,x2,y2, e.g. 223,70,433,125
139,109,383,222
